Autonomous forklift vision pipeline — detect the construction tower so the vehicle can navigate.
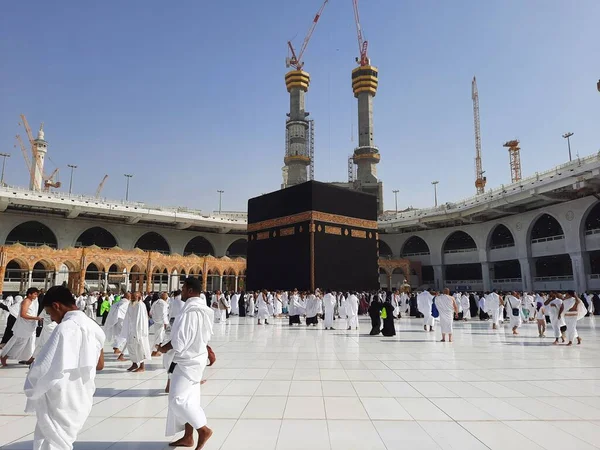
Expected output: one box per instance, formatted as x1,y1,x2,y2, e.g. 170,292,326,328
503,140,522,183
351,0,383,213
32,124,48,191
283,0,328,188
472,77,486,194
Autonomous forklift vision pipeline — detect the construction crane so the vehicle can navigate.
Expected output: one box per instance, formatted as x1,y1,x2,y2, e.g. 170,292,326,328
95,174,108,198
286,0,329,70
472,76,486,194
15,135,32,174
43,168,61,191
352,0,369,66
503,139,522,183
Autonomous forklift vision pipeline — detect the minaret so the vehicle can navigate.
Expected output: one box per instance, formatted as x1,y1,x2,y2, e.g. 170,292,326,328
283,70,311,187
352,64,383,213
31,124,47,191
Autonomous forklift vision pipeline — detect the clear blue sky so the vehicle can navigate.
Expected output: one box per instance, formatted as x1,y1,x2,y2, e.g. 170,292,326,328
1,0,598,212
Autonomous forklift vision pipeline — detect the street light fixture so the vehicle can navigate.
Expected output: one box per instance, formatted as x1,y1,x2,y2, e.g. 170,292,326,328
0,153,10,186
124,174,133,201
67,164,78,194
431,181,439,207
562,132,574,162
217,190,224,214
392,190,399,214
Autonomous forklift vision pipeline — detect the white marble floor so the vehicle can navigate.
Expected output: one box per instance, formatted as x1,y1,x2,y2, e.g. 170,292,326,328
1,313,600,450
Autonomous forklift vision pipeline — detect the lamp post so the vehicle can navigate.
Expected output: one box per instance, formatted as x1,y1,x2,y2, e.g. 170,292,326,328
392,189,399,214
562,132,574,162
67,164,78,194
0,153,10,186
217,190,224,214
431,181,439,207
124,174,133,201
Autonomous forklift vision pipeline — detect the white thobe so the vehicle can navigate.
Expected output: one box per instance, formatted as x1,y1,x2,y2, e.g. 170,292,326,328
547,298,565,339
247,296,255,316
230,294,240,315
323,294,336,328
435,295,456,334
169,295,184,322
33,311,57,359
104,299,129,349
305,295,319,318
121,301,151,364
563,297,580,342
1,298,38,361
505,295,522,328
166,297,214,436
346,295,359,329
76,296,86,311
417,291,435,328
274,295,283,315
150,299,169,347
461,295,470,319
24,310,105,450
486,293,501,327
267,294,274,316
256,293,270,320
85,295,97,319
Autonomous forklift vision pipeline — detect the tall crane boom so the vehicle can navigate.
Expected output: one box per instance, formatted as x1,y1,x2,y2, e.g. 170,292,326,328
286,0,329,70
96,174,109,198
472,76,486,194
352,0,369,66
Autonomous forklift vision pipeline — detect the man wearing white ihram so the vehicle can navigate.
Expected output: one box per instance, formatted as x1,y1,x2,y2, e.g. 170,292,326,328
417,290,435,332
346,292,359,330
150,292,170,356
322,290,336,330
1,287,40,367
436,288,459,342
159,276,214,450
24,285,105,450
121,292,152,372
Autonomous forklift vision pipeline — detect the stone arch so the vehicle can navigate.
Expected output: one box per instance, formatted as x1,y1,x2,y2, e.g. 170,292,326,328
378,240,393,258
5,221,58,248
379,267,390,276
392,267,405,275
134,232,171,254
184,236,215,256
442,230,477,253
226,239,247,258
401,236,430,256
487,224,515,249
582,201,600,233
529,213,565,242
75,227,118,248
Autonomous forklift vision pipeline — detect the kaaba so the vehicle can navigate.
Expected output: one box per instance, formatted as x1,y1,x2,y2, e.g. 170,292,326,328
246,181,379,292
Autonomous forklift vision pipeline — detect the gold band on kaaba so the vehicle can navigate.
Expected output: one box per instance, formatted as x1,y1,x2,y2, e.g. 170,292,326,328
247,211,378,233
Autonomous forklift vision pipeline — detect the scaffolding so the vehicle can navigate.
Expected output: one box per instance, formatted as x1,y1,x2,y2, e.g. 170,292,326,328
308,119,315,180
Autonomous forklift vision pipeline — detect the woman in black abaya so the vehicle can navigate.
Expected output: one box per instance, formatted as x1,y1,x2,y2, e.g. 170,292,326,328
238,291,246,317
369,296,383,335
381,294,396,337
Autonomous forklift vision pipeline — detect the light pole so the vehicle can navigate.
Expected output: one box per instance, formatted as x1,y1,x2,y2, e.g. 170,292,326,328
124,174,133,201
217,190,224,214
67,164,78,194
562,132,574,162
392,190,399,214
0,153,10,186
431,181,439,207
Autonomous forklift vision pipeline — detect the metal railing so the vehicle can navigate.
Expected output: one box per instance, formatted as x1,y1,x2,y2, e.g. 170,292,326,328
492,278,522,283
534,275,573,281
379,152,600,223
490,243,515,250
444,248,477,254
585,228,600,236
401,251,430,257
531,235,565,244
589,274,600,279
446,279,483,284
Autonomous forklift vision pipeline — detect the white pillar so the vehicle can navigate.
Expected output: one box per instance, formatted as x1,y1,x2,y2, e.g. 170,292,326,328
481,261,491,291
27,270,33,289
519,257,533,292
104,271,109,291
433,265,444,290
219,275,223,292
54,270,59,287
570,251,587,293
235,276,239,292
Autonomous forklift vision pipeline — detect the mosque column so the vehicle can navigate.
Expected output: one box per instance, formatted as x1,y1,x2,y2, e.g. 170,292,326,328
27,270,33,289
519,257,533,293
388,274,392,290
202,272,208,292
54,270,59,286
219,275,223,292
0,265,5,294
104,271,109,291
481,261,491,292
570,251,588,293
235,275,238,292
433,265,444,290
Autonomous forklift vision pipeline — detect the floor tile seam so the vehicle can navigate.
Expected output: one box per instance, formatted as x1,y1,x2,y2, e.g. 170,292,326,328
499,419,593,448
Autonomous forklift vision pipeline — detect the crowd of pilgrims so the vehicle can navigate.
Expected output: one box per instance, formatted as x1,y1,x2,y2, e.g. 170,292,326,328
2,287,599,363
